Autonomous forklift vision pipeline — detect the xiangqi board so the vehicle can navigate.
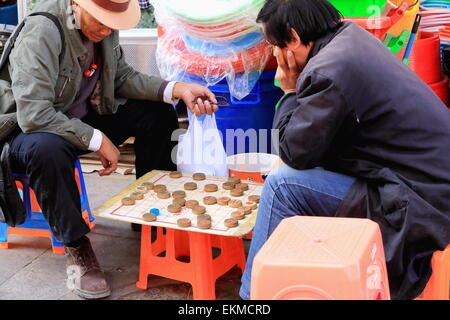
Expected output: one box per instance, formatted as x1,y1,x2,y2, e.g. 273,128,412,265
95,170,263,237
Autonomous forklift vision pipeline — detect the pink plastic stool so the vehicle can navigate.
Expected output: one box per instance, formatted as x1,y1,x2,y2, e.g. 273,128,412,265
251,216,390,300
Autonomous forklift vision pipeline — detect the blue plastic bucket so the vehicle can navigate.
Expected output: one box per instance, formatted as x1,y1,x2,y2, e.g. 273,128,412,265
184,70,283,155
182,32,264,56
0,3,18,26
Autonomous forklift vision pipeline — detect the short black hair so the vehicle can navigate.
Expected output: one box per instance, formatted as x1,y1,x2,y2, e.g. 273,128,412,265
257,0,343,48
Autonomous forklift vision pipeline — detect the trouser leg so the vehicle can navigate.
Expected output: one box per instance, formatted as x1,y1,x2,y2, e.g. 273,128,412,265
82,99,179,178
239,165,356,299
9,132,89,244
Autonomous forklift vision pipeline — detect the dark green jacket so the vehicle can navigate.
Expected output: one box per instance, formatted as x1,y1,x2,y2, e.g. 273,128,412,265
0,0,167,150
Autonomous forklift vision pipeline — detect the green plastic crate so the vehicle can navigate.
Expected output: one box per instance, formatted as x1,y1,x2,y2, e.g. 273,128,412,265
328,0,387,17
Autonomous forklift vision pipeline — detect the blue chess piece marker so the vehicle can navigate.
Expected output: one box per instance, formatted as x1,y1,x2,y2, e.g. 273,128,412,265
150,208,160,216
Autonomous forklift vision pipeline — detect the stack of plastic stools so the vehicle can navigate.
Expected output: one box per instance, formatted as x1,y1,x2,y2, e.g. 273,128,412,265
0,159,95,254
251,216,390,300
416,244,450,300
136,226,246,299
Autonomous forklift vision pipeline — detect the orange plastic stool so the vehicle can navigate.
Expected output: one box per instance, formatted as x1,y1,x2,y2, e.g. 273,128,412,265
136,226,246,299
416,244,450,300
251,216,390,300
0,160,94,254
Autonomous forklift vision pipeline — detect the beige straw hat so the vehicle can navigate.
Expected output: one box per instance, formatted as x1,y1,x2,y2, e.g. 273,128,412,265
75,0,141,30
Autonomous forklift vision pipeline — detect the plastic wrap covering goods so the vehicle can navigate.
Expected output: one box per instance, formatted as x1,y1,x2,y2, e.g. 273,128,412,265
151,0,275,100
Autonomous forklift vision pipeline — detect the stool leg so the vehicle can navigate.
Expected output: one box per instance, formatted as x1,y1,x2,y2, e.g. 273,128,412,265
165,228,177,260
189,232,216,300
150,227,166,256
174,229,190,259
136,225,151,290
0,222,8,249
234,238,247,273
429,249,450,299
75,159,95,224
219,236,246,274
82,210,95,230
50,234,65,255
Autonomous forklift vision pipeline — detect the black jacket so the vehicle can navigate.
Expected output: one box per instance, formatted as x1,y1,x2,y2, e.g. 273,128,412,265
274,21,450,300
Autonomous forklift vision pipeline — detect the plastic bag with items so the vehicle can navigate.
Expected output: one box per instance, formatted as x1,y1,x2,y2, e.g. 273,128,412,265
176,113,228,177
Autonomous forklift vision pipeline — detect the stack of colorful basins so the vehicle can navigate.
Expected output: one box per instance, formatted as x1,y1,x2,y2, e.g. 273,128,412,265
153,0,277,100
416,0,450,106
152,0,283,155
420,0,450,47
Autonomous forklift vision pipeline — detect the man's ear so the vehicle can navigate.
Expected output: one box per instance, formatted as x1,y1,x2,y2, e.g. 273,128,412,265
287,28,302,50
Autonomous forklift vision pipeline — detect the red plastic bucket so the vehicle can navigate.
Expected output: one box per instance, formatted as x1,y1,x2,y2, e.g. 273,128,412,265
345,16,394,39
406,32,442,85
429,75,449,106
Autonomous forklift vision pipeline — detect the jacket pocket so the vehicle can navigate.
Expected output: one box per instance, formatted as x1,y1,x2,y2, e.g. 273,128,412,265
112,44,121,59
54,69,73,101
0,80,16,113
383,202,408,230
380,183,409,230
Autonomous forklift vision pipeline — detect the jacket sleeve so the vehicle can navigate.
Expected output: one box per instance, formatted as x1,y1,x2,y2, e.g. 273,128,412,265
8,16,94,150
274,71,351,170
113,37,168,102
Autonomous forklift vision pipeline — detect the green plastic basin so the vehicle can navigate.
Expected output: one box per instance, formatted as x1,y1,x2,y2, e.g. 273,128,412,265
329,0,387,17
165,0,265,24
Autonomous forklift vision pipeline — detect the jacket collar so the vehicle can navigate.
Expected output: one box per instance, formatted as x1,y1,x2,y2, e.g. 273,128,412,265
306,21,348,63
31,0,88,61
60,1,88,62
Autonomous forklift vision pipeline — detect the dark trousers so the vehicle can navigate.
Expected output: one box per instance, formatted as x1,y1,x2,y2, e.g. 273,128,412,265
9,99,179,243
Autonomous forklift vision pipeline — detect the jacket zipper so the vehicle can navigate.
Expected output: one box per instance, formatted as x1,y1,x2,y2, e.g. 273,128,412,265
58,77,70,98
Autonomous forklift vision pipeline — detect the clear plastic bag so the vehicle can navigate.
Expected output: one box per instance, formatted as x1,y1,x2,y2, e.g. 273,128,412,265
177,113,228,177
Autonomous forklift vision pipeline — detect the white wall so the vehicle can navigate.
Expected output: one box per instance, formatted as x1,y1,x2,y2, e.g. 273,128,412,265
119,29,160,76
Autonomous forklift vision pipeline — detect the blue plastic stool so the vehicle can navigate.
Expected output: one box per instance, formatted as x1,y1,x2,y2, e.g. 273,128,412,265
0,159,95,254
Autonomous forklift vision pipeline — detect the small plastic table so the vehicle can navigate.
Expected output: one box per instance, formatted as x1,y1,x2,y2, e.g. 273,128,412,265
95,170,261,300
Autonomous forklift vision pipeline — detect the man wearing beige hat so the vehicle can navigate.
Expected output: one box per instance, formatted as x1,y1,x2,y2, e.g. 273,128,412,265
0,0,217,299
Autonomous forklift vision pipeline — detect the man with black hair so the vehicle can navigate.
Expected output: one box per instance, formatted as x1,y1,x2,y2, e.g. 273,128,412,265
240,0,450,300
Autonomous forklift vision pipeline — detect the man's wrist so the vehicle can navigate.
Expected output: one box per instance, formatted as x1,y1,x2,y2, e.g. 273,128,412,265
172,81,180,100
164,81,180,104
88,129,103,152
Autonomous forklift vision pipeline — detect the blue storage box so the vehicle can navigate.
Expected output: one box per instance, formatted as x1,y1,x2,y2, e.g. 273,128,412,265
0,3,18,26
184,70,283,155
